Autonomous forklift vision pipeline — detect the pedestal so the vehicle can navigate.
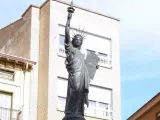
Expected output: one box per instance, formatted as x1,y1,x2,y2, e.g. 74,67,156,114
62,114,86,120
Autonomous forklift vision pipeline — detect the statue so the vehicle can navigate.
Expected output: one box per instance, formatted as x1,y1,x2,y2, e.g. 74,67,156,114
62,1,100,120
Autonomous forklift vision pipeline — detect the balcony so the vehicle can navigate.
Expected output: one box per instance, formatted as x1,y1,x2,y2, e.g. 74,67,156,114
0,107,22,120
58,46,112,68
57,97,113,120
85,107,113,120
98,55,112,68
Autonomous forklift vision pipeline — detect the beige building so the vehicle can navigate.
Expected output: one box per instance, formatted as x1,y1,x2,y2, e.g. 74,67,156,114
0,0,120,120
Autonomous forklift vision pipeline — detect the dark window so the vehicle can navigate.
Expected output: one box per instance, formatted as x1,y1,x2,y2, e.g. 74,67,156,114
157,112,160,120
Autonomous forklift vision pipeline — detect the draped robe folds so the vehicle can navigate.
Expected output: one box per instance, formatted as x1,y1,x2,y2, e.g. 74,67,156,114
64,42,90,117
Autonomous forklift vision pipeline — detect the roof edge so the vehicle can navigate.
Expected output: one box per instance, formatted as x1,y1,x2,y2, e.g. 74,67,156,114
40,0,50,9
0,18,23,31
21,0,120,21
127,92,160,120
53,0,120,21
0,53,36,65
21,5,40,17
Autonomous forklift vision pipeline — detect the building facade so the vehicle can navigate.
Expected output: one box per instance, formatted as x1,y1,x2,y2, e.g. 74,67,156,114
0,0,120,120
128,93,160,120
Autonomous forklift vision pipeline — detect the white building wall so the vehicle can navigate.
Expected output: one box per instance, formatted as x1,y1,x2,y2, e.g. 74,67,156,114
48,1,120,120
29,7,40,120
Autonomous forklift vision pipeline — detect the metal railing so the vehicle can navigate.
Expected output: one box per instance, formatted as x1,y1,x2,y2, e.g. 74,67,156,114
85,107,113,119
57,97,113,120
58,46,112,68
0,107,22,120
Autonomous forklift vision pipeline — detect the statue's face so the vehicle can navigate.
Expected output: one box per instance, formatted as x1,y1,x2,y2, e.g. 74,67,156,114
72,35,83,48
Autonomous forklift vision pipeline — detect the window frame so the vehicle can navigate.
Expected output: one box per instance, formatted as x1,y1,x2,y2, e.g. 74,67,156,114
57,96,66,111
0,91,13,120
59,34,65,46
156,112,160,120
0,69,15,81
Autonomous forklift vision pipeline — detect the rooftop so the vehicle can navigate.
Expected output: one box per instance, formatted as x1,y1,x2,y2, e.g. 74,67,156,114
22,0,120,21
128,92,160,120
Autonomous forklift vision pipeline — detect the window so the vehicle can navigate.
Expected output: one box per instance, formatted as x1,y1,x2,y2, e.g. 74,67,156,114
86,49,111,68
57,96,66,111
57,77,68,97
85,100,110,119
57,95,111,119
98,52,108,65
85,100,97,116
59,35,65,46
0,92,12,120
0,69,14,81
86,85,112,118
58,35,65,56
57,77,67,111
157,112,160,120
98,102,109,117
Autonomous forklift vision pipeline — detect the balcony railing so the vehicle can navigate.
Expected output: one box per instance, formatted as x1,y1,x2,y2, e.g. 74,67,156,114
57,97,113,120
58,46,112,68
0,107,22,120
85,107,112,119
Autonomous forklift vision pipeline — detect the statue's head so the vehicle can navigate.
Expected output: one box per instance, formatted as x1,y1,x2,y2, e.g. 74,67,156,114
72,34,83,49
71,27,86,49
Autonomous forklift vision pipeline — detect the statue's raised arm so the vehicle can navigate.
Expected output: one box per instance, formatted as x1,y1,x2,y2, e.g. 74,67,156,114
63,1,98,120
65,3,75,45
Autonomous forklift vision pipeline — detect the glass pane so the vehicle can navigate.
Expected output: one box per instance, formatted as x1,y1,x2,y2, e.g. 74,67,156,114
99,102,108,109
0,92,12,120
89,100,96,108
57,96,66,111
86,100,97,116
59,35,65,46
99,102,108,117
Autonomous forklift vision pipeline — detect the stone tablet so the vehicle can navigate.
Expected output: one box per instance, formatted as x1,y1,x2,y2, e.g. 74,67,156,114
85,53,100,80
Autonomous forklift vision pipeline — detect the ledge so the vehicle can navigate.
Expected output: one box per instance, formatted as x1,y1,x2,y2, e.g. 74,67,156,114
0,53,36,71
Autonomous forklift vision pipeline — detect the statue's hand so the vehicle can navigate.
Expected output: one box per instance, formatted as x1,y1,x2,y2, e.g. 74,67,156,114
68,7,75,13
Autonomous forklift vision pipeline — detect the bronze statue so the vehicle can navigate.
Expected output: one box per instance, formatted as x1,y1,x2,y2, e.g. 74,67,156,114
63,1,99,120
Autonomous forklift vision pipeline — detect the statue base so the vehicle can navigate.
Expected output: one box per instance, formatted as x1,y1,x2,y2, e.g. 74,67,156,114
62,115,85,120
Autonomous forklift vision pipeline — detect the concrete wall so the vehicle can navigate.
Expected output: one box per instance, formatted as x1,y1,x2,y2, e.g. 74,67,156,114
37,1,60,120
37,2,50,120
29,6,40,120
0,11,31,59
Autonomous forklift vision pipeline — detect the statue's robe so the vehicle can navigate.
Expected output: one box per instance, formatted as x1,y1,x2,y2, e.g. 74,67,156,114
64,42,90,118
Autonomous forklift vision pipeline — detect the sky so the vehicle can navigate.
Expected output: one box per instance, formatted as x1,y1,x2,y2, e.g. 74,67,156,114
0,0,160,119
